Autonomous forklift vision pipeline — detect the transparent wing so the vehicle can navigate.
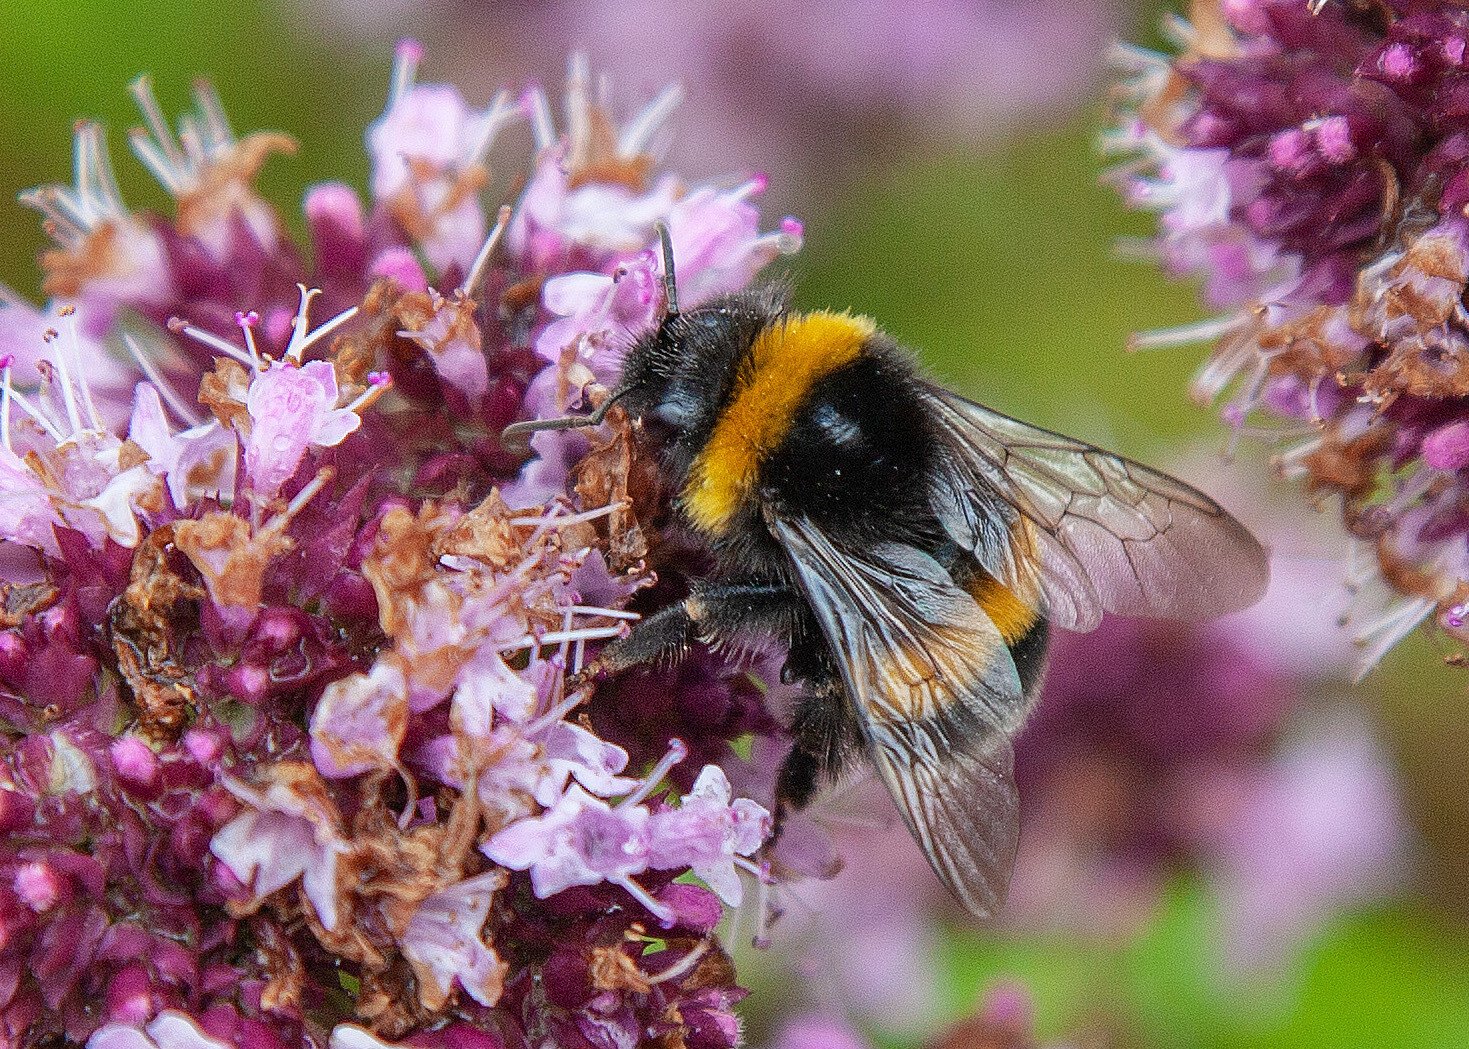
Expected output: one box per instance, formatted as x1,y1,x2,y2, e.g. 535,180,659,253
770,515,1031,917
924,385,1269,632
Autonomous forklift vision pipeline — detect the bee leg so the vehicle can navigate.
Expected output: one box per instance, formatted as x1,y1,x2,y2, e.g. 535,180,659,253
576,602,699,683
771,640,861,836
579,579,806,683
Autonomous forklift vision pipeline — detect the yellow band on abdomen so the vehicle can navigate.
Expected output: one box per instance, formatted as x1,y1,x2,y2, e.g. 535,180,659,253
681,311,875,536
965,572,1040,646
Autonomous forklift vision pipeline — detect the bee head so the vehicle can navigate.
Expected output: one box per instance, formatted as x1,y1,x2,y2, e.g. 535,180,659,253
501,223,785,460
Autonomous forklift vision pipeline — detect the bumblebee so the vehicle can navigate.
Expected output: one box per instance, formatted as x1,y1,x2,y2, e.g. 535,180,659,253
504,227,1269,917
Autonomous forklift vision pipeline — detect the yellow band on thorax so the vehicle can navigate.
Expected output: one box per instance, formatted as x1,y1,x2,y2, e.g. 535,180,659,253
681,310,875,535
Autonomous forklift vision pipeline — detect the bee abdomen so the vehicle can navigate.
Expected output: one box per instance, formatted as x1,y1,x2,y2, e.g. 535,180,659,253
960,566,1049,698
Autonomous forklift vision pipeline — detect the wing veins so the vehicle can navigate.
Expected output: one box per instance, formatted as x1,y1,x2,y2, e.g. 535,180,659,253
769,516,1030,917
924,385,1269,629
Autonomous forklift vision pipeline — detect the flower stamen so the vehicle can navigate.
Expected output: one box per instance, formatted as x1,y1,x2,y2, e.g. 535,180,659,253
611,874,674,926
388,38,424,109
618,737,688,810
1351,595,1436,680
266,467,336,533
284,285,358,363
235,310,263,369
463,204,513,300
123,334,202,426
345,371,394,415
0,353,13,450
128,76,189,194
499,624,626,655
0,369,65,444
617,83,685,159
18,123,127,242
41,323,85,435
644,939,710,985
524,85,556,151
1128,314,1247,351
167,317,255,367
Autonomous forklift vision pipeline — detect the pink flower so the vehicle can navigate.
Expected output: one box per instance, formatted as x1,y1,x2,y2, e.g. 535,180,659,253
0,324,162,552
484,784,653,898
535,263,661,366
0,299,136,425
514,161,681,261
535,721,639,804
1423,420,1469,472
1114,2,1469,670
87,1011,231,1049
0,428,153,553
209,764,349,931
399,870,508,1009
367,51,505,200
309,658,411,779
367,40,516,273
771,1014,873,1049
0,446,66,556
448,651,538,736
305,182,367,263
3,48,794,1049
127,80,292,261
456,731,543,824
19,122,174,333
108,736,159,787
648,764,770,906
367,246,429,291
484,740,771,925
1199,713,1408,973
394,290,489,407
127,383,238,509
244,360,361,497
667,181,803,306
530,260,661,403
13,861,64,912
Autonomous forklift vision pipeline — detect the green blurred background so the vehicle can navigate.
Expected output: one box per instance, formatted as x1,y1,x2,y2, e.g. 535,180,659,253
2,1,1467,1045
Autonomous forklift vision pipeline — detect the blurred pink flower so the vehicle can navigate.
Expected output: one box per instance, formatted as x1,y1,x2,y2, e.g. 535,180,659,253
770,1014,872,1049
753,779,948,1040
1193,711,1408,973
298,0,1124,196
1002,506,1410,971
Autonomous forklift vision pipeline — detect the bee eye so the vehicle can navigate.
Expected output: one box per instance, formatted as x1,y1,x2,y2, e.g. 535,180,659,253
652,396,697,429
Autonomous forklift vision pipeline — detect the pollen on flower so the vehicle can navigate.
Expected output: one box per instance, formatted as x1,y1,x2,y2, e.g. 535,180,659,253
0,46,797,1049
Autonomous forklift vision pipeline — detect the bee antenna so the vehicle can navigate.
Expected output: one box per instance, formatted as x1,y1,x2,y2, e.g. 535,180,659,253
654,220,679,318
500,386,631,453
